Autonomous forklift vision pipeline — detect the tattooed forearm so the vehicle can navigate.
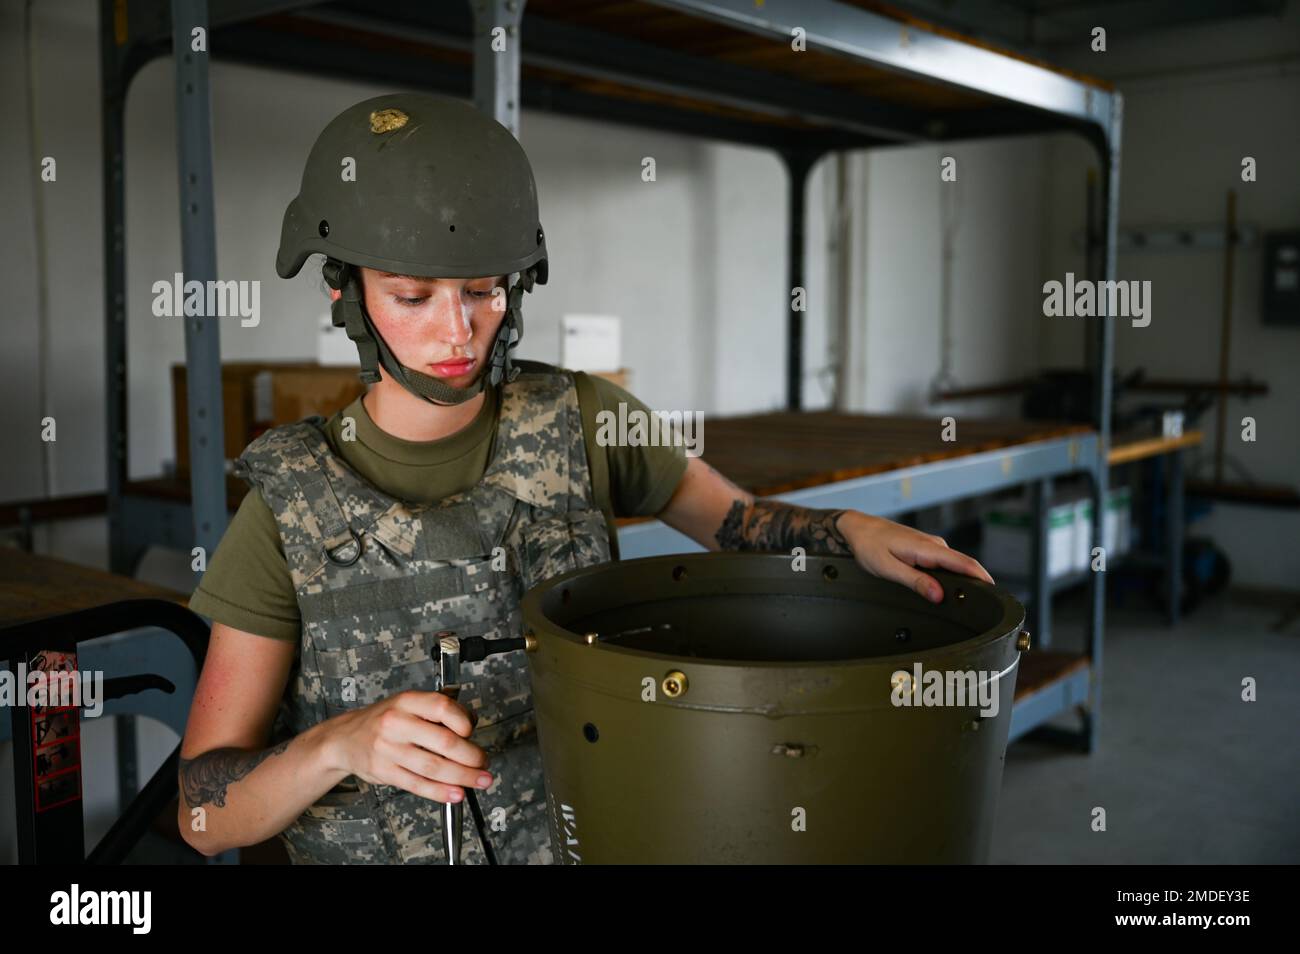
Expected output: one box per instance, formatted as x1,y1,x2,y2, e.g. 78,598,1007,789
178,740,291,809
715,499,853,556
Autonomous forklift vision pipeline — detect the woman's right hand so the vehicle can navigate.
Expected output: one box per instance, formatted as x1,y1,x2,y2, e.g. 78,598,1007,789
324,690,492,804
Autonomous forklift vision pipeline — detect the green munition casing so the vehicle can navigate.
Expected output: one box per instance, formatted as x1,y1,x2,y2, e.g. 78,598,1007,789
522,552,1025,864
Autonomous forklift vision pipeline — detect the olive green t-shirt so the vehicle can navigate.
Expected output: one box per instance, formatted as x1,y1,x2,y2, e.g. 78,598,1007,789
188,374,687,641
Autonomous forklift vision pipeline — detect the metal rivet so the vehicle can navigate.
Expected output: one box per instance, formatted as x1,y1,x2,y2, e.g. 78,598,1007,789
1017,630,1032,652
318,219,330,237
524,631,538,652
584,632,599,645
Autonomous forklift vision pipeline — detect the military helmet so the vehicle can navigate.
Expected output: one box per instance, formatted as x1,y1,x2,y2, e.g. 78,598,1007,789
277,92,549,405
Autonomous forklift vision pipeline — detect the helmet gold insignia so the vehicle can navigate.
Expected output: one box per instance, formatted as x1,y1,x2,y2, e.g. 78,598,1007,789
369,108,409,134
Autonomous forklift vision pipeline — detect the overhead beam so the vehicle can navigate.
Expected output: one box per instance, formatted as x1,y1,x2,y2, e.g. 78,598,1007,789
212,19,882,152
122,0,319,47
300,4,930,142
644,0,1116,134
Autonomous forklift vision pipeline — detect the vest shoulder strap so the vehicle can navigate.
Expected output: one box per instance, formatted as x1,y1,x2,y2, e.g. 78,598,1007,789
233,417,360,564
233,417,329,485
571,370,620,561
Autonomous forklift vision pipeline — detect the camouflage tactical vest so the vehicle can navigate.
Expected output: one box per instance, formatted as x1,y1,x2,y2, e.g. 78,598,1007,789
234,363,612,864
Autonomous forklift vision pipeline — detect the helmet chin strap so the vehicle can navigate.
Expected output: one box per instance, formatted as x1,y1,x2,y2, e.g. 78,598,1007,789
323,259,533,407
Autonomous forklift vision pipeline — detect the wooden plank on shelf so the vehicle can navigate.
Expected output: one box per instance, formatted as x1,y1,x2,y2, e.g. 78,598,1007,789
1107,430,1202,466
0,548,188,632
689,412,1091,496
1014,650,1090,702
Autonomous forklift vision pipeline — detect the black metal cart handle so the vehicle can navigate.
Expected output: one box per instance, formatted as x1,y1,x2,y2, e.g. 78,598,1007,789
2,598,209,865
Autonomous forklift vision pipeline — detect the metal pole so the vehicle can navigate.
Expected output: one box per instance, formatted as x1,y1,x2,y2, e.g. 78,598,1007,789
1167,451,1184,626
102,0,130,574
471,0,525,136
171,0,227,574
1029,476,1052,650
1214,190,1237,484
1086,94,1122,753
782,150,816,411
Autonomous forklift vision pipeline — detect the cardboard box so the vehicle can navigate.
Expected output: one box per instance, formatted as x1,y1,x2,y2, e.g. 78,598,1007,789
173,362,365,474
981,500,1076,580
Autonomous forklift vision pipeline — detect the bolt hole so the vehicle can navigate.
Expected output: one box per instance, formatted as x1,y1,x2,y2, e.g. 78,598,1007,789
582,723,599,743
822,564,838,581
449,224,456,232
671,565,687,582
561,588,571,605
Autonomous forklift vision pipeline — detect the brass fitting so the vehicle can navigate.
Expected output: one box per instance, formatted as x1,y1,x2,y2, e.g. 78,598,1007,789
1017,630,1032,652
524,631,538,652
662,670,689,698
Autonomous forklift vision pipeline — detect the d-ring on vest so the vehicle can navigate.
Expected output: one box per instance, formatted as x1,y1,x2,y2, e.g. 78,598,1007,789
233,362,613,864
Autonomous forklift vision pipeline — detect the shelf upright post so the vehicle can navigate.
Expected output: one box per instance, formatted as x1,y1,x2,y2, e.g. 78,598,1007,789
1086,93,1123,753
102,0,131,575
780,149,818,411
172,0,227,581
471,0,526,137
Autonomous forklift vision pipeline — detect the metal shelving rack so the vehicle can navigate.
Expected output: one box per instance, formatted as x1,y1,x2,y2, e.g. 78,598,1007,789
99,0,1121,751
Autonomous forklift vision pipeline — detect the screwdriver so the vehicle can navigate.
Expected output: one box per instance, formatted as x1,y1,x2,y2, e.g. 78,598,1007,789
436,632,528,865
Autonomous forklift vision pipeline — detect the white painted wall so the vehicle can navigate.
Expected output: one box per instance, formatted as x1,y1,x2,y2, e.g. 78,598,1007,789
847,137,1050,421
1042,4,1300,589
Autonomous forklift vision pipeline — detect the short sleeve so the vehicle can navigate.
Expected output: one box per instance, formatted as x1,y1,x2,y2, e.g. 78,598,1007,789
580,375,689,518
188,489,302,641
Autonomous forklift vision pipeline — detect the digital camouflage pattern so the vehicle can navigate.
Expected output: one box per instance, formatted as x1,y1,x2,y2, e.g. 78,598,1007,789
233,361,612,864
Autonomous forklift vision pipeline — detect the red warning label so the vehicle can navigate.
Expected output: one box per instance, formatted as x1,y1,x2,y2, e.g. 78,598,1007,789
29,650,83,812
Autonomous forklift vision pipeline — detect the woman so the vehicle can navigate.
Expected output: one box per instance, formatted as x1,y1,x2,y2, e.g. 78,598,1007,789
178,92,992,865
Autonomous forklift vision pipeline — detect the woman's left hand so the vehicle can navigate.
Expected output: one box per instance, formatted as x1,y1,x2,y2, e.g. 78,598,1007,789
838,511,994,604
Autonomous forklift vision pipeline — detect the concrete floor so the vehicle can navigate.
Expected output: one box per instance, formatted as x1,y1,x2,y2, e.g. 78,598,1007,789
992,589,1300,864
